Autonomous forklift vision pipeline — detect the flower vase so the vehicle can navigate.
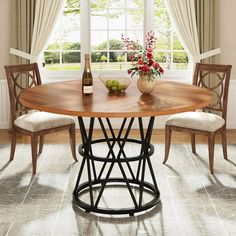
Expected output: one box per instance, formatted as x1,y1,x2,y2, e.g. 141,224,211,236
137,75,156,94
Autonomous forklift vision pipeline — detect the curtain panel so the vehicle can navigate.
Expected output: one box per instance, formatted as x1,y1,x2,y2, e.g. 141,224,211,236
195,0,219,64
11,0,36,65
30,0,64,64
195,0,220,105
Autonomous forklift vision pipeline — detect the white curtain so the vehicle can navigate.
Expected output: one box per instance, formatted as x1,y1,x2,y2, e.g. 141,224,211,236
165,0,220,63
10,0,64,63
30,0,64,62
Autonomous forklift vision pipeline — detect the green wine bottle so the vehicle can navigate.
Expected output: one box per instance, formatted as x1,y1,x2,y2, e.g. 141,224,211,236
82,54,93,95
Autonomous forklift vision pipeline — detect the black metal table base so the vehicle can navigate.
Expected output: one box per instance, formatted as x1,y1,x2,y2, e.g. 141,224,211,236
73,116,160,216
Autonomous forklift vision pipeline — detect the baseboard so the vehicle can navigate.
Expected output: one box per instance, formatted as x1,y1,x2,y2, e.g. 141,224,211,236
0,80,10,128
0,122,10,129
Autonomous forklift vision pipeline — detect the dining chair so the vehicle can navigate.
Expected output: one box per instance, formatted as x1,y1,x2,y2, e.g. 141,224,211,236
5,63,78,174
163,63,232,174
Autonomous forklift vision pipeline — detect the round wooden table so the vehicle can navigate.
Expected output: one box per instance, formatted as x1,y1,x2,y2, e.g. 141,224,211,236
20,79,212,216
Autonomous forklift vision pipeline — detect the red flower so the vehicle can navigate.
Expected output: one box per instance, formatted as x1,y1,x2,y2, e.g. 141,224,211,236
138,59,144,65
148,59,154,66
128,69,131,74
153,62,160,69
146,52,153,59
159,67,164,74
141,65,150,72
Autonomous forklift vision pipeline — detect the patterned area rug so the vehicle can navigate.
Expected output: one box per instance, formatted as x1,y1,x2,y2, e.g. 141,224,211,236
0,143,235,236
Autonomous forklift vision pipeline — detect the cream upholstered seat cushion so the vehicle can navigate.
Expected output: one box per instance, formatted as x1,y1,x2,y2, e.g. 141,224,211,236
14,111,75,132
166,112,225,132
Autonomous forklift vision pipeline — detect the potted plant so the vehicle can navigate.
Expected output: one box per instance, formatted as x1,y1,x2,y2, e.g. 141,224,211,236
122,31,164,94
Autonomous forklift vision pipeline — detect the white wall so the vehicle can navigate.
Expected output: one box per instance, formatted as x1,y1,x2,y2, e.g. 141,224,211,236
0,0,11,80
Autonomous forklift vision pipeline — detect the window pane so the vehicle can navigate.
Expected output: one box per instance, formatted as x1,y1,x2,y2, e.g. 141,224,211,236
44,52,60,70
45,41,60,50
154,51,167,63
109,9,125,29
65,0,80,9
154,0,165,8
91,0,108,7
109,40,123,50
109,51,122,62
108,0,125,8
156,31,171,50
173,33,184,50
62,52,80,63
91,31,108,50
127,9,143,30
154,9,171,32
126,31,143,48
91,10,107,29
65,10,80,28
91,51,108,70
62,42,80,50
173,52,188,69
127,0,144,8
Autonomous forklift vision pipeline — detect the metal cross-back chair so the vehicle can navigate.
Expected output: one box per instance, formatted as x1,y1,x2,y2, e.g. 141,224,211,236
163,63,232,174
5,63,78,175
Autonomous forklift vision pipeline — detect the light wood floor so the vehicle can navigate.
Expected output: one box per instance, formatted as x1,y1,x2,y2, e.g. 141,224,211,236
1,129,236,144
0,138,235,235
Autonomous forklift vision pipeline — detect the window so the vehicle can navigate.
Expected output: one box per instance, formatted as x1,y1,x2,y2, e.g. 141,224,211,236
43,0,189,74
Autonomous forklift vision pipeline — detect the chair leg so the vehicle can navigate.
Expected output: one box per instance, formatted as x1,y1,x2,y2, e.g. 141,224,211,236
69,124,78,162
221,128,228,160
163,125,172,164
31,134,38,175
191,133,196,154
10,129,16,161
208,133,215,175
38,135,44,154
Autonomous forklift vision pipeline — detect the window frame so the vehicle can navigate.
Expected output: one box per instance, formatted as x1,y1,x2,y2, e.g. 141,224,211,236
41,0,192,82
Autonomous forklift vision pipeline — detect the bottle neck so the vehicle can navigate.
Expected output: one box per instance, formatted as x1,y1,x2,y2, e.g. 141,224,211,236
84,58,91,71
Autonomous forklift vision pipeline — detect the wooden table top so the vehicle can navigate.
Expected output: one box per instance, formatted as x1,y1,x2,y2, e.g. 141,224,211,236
20,79,212,118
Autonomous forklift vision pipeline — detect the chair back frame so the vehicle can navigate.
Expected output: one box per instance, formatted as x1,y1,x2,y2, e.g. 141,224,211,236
4,63,42,127
193,63,232,121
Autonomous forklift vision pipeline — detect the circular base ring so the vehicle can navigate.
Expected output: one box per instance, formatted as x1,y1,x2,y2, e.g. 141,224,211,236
73,178,160,215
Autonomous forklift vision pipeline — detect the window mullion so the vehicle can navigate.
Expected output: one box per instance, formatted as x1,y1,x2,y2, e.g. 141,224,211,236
144,0,154,45
81,0,91,70
107,3,109,66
